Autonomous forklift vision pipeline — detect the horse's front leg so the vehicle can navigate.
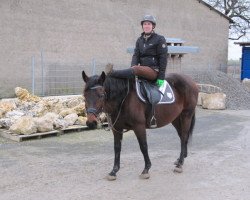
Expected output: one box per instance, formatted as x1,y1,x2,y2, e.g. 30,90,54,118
107,130,123,181
135,125,151,179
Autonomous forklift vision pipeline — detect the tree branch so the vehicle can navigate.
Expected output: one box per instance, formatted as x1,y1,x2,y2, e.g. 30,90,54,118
204,0,250,40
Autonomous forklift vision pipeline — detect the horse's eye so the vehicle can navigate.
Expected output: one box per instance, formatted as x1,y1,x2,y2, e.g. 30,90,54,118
99,94,105,98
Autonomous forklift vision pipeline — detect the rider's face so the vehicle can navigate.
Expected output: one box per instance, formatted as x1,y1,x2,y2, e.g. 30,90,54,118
142,21,154,34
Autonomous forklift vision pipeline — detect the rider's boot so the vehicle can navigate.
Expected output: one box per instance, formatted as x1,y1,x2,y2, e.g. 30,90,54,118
105,64,134,79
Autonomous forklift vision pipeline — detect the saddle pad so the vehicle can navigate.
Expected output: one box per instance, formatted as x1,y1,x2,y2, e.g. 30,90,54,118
135,78,175,104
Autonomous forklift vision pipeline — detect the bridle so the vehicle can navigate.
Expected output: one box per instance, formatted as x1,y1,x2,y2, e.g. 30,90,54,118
86,85,104,118
86,79,130,133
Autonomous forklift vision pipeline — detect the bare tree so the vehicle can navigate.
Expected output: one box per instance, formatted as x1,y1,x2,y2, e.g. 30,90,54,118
204,0,250,40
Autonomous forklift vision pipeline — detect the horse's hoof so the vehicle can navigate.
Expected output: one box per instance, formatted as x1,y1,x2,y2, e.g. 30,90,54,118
139,173,150,179
106,174,117,181
174,166,183,173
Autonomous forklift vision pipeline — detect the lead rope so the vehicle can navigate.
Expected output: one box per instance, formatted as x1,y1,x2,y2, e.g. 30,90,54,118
104,79,130,133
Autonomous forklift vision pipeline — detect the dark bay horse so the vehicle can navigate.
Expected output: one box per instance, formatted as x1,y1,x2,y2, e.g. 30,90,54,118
82,70,199,180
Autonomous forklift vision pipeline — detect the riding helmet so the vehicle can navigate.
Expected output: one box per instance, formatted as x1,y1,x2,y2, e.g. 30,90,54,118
141,15,156,26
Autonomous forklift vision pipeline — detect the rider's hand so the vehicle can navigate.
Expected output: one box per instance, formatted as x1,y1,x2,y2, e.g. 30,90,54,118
156,79,164,87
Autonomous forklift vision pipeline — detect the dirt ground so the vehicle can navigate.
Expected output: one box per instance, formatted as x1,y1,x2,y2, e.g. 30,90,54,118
0,108,250,200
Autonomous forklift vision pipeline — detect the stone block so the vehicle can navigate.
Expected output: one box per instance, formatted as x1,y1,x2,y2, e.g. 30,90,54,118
201,93,226,110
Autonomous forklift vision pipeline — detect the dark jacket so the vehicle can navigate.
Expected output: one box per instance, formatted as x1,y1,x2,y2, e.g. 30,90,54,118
131,32,167,80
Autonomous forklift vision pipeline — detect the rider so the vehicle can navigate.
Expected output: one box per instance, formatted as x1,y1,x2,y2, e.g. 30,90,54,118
106,14,167,87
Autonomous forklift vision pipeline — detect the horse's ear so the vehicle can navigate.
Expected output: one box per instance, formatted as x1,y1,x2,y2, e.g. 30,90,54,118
98,71,106,85
82,71,89,83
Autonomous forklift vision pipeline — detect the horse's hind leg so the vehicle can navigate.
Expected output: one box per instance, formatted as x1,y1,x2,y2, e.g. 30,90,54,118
134,125,151,179
172,111,195,173
107,130,123,181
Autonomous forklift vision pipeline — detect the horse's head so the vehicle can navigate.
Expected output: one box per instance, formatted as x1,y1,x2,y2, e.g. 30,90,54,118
82,71,106,129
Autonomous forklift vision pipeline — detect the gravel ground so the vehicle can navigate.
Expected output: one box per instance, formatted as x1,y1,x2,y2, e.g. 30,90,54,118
187,70,250,110
1,108,250,200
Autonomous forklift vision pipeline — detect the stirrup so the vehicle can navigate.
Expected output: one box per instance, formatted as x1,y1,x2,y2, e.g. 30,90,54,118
150,115,157,128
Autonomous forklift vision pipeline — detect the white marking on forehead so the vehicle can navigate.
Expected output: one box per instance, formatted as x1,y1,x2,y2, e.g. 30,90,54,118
90,85,103,90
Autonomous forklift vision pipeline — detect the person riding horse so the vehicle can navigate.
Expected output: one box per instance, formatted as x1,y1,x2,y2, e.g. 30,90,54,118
82,16,198,180
106,14,167,87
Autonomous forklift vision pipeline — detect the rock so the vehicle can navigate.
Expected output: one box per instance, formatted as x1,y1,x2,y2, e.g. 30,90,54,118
4,111,25,128
64,113,78,126
67,97,84,108
54,118,69,129
9,116,37,135
197,92,207,106
15,87,29,99
15,87,41,102
0,118,13,129
34,112,59,132
35,120,53,132
0,109,4,118
5,110,25,118
59,96,84,107
30,99,67,117
50,101,64,114
42,98,64,114
72,103,86,116
59,108,76,117
202,93,226,110
30,101,51,117
0,94,88,133
43,112,59,122
0,101,17,115
14,100,42,117
75,116,87,126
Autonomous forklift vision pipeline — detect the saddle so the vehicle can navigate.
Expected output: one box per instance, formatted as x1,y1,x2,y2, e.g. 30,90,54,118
135,77,175,105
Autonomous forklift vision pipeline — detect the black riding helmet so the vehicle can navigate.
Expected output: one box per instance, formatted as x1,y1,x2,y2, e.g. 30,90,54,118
141,15,156,27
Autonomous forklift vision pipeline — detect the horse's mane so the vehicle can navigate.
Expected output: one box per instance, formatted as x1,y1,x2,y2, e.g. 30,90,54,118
104,76,130,103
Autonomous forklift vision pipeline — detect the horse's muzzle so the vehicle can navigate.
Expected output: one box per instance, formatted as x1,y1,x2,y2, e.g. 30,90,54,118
86,107,100,129
86,111,98,129
86,119,97,129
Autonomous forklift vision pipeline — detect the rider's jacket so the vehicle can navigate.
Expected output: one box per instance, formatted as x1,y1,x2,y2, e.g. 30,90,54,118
131,32,167,80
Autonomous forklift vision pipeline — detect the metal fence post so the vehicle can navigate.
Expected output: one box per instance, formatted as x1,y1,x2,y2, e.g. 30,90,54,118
31,56,35,95
41,49,45,96
92,58,96,75
208,61,211,71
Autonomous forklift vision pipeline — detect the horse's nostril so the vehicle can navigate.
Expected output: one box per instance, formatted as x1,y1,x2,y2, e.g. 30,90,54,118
86,121,97,129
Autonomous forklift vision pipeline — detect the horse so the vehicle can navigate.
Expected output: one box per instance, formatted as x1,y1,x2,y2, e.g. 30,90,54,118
82,70,199,180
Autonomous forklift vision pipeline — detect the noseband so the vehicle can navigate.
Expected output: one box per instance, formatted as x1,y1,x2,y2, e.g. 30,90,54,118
86,107,99,117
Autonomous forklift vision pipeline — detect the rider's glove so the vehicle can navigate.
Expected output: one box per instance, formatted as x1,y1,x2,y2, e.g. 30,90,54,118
156,79,164,87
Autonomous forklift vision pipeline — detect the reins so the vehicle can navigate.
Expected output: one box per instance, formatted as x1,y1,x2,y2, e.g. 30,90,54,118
105,79,130,133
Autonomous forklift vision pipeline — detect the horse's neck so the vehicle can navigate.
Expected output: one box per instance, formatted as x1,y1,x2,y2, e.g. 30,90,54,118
103,78,135,114
104,101,118,114
107,88,140,113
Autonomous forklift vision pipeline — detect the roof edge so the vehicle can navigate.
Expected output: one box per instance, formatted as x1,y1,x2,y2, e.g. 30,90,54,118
197,0,234,23
234,42,250,46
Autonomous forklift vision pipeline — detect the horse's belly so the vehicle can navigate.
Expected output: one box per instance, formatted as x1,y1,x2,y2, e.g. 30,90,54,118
155,104,182,127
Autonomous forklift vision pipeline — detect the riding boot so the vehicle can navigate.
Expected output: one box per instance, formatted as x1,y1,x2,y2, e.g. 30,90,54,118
105,63,135,79
109,68,135,79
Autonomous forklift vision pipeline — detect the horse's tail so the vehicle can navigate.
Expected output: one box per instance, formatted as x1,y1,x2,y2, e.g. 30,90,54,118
188,112,196,143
